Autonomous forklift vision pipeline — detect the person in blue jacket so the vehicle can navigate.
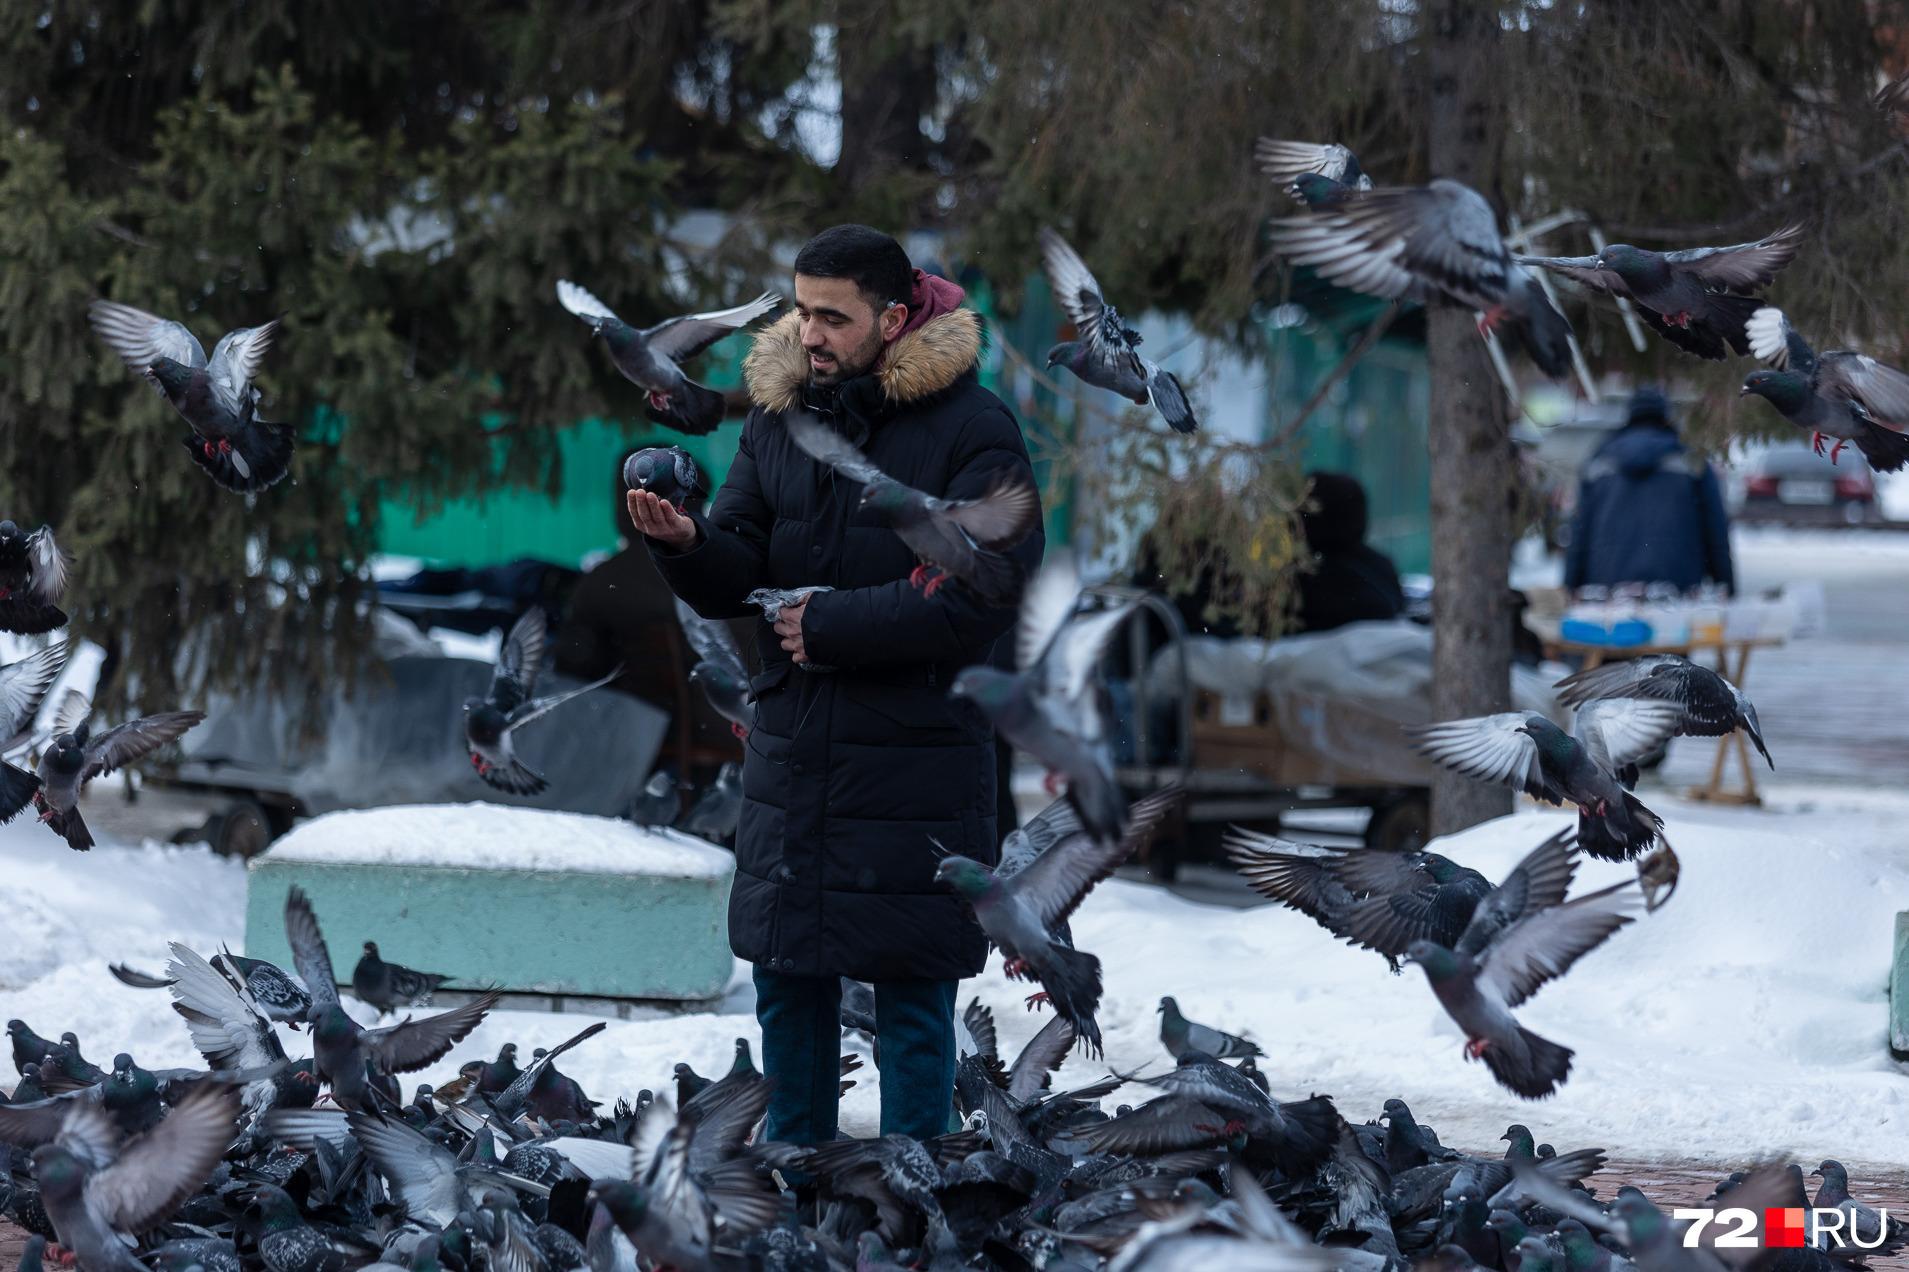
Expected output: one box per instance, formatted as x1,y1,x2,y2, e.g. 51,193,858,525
1564,386,1735,596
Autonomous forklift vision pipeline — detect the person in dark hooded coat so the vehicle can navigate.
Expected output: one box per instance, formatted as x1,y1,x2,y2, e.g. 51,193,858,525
1565,386,1735,595
1293,471,1406,633
629,225,1043,1146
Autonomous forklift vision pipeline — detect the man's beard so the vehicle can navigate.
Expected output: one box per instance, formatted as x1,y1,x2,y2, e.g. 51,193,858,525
808,325,885,386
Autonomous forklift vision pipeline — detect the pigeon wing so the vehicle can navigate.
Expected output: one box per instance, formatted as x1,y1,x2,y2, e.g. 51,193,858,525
1015,556,1084,681
643,293,781,363
1007,1013,1077,1103
283,886,341,1011
1067,1095,1230,1154
81,710,205,783
940,474,1040,551
25,528,70,605
504,665,621,733
0,644,65,745
361,992,500,1074
1254,138,1367,198
1038,228,1122,352
1511,253,1629,297
1552,655,1689,709
1454,827,1578,958
165,943,287,1072
1572,699,1681,772
555,279,621,325
1016,795,1086,862
672,598,747,685
1270,180,1511,309
1816,350,1909,430
1744,307,1818,375
1014,787,1177,932
88,300,206,371
206,319,281,417
1476,880,1640,1010
84,1084,237,1234
1662,224,1804,292
345,1111,463,1227
781,410,890,487
499,608,548,701
1409,713,1553,800
1034,598,1141,715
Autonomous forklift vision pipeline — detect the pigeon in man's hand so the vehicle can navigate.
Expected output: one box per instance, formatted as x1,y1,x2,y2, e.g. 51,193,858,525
1410,701,1681,861
1038,228,1197,433
622,446,708,512
781,409,1040,605
0,644,66,823
1516,224,1804,360
558,279,779,435
1405,875,1642,1099
1740,306,1909,472
351,942,453,1014
88,300,295,492
747,587,837,672
674,599,756,734
628,771,681,828
935,787,1180,1056
465,607,621,795
678,761,741,843
1554,654,1771,771
34,709,205,851
950,557,1139,844
1268,177,1574,378
0,523,70,636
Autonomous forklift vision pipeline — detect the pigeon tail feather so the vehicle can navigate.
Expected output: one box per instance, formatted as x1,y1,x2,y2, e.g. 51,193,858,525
1037,943,1104,1059
0,761,41,822
1576,792,1661,862
1853,419,1909,474
652,378,727,437
1483,1026,1574,1100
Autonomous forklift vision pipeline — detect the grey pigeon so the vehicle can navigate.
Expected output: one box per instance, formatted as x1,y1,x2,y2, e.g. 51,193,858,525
146,1236,241,1272
934,787,1179,1055
1811,1159,1901,1249
28,1083,238,1272
840,979,879,1038
283,886,497,1113
744,586,837,673
950,558,1140,843
557,279,779,435
1516,225,1803,361
352,942,453,1014
34,709,206,850
621,445,707,511
627,771,681,828
0,522,70,635
1156,996,1263,1062
674,598,755,736
1410,701,1682,861
996,794,1086,943
1255,137,1373,205
7,1021,56,1076
677,760,741,843
343,1110,526,1228
464,607,620,795
0,643,65,822
1555,655,1771,772
1404,877,1642,1099
110,947,313,1032
1038,228,1197,433
1741,306,1909,472
781,409,1040,605
88,299,295,491
164,943,308,1138
1268,178,1574,377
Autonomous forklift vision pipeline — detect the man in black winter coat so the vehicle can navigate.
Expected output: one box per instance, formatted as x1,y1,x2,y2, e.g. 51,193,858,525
629,225,1044,1145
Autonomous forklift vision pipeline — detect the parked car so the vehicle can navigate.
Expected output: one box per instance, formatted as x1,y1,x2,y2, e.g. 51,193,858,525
1736,441,1878,526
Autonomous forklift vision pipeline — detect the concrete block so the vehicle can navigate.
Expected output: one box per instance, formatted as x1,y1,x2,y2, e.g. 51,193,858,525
1892,912,1909,1059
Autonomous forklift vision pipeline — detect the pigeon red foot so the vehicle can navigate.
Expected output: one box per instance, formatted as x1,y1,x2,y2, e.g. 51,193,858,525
1024,991,1050,1012
730,721,748,740
1463,1037,1491,1061
647,390,670,411
1474,304,1508,337
1811,431,1827,456
921,571,950,599
1001,956,1030,980
1827,439,1848,464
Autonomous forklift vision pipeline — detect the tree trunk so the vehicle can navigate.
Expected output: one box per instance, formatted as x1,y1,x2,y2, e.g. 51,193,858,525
1426,0,1514,835
834,14,933,191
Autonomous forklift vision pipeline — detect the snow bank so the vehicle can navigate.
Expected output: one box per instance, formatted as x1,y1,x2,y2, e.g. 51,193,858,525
260,803,733,878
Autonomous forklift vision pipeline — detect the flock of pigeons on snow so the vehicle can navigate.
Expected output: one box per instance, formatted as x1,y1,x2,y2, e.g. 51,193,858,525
0,881,1901,1272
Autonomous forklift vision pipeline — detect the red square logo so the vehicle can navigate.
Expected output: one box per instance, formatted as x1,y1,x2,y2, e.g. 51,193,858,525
1764,1208,1807,1248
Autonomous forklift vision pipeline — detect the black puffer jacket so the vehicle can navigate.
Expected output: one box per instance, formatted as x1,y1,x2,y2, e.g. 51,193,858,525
651,308,1044,982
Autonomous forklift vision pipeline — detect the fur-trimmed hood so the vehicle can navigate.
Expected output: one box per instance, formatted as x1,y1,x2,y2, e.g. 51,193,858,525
742,308,984,414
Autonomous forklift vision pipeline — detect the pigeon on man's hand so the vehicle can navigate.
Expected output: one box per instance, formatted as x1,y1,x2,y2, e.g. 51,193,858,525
558,279,779,435
1410,701,1681,861
1038,228,1197,433
0,644,66,823
0,523,70,635
622,446,707,512
1554,655,1771,770
464,607,621,796
781,409,1040,605
88,300,295,492
1740,306,1909,472
34,709,205,851
1516,225,1804,361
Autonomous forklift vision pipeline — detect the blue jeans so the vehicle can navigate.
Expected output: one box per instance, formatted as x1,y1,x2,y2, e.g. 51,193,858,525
751,966,956,1144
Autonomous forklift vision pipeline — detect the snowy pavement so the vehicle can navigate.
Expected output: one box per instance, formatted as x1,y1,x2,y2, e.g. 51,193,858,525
2,779,1906,1170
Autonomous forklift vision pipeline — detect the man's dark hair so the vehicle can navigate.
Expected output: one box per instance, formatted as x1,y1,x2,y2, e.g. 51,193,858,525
793,224,913,309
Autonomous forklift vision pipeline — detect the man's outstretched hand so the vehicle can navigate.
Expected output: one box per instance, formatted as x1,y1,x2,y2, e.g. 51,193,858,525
628,489,700,550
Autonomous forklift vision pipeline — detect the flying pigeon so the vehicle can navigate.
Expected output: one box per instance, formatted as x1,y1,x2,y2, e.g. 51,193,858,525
780,410,1040,605
0,523,70,635
627,771,681,828
351,942,453,1014
557,279,779,435
1515,224,1804,361
1554,655,1771,771
1254,137,1373,205
1070,1053,1340,1177
622,446,707,512
1409,701,1682,861
674,598,755,736
1879,71,1909,117
1405,877,1642,1099
163,944,310,1137
87,300,295,492
1037,228,1197,433
464,606,621,795
34,709,206,850
1740,307,1909,472
0,644,66,823
949,557,1139,843
677,761,741,843
934,787,1180,1056
111,946,312,1030
1267,178,1575,378
282,886,497,1113
1157,997,1263,1062
25,1083,238,1272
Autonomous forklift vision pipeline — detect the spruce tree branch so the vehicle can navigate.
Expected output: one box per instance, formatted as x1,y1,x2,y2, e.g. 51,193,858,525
1603,141,1907,242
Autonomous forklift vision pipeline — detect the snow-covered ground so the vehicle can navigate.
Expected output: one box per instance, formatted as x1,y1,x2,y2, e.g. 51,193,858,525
2,781,1905,1168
